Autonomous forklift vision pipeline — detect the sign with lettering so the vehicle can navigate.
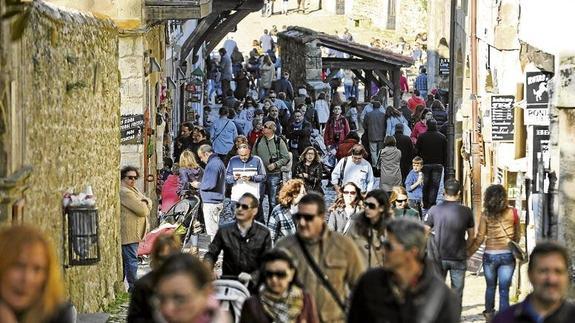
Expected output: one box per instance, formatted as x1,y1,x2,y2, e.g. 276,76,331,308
439,58,450,76
490,95,515,141
120,114,145,145
525,71,551,125
532,125,550,192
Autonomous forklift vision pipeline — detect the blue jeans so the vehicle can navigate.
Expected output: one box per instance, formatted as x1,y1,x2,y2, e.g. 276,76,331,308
122,243,139,292
441,260,466,309
265,173,282,221
344,85,353,99
483,252,515,313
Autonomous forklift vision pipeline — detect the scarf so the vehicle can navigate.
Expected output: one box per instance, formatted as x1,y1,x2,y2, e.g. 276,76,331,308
260,285,305,323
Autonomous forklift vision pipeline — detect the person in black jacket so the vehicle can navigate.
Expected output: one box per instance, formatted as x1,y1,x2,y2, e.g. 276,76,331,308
173,122,194,162
286,110,312,167
348,218,460,323
431,100,448,128
203,193,272,290
393,123,415,183
273,71,295,101
127,233,181,323
294,146,324,194
416,119,447,167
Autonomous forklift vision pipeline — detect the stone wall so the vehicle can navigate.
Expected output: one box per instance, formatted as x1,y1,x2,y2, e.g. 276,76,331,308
19,2,122,312
350,0,427,37
278,36,315,90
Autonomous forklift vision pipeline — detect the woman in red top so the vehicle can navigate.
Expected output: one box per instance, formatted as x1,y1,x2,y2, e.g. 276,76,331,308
410,108,432,144
248,119,264,147
324,105,350,147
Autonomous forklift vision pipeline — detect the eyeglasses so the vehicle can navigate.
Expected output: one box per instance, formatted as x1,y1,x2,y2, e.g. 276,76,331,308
264,270,288,279
395,199,407,203
342,190,357,195
365,202,378,210
294,213,316,222
264,125,273,129
236,203,253,210
126,176,138,180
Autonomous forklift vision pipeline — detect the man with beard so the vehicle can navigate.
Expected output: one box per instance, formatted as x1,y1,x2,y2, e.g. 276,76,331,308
493,242,575,323
348,218,459,323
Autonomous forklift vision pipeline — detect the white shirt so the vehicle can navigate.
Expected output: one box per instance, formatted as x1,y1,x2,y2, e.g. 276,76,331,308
331,157,375,193
260,34,273,53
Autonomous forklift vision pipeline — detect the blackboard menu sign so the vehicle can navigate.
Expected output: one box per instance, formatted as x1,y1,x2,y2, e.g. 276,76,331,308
439,58,450,76
491,95,515,141
120,114,144,145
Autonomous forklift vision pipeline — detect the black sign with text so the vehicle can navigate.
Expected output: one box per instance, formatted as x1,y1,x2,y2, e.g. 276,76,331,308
532,125,550,192
491,95,515,141
439,58,450,76
120,114,145,145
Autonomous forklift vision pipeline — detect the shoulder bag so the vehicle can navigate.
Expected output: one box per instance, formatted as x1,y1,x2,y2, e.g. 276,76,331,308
497,208,527,264
295,235,347,312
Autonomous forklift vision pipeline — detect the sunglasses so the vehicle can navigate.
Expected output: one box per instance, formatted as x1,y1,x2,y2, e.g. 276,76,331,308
395,199,407,203
264,270,288,279
342,190,357,195
236,203,253,210
294,213,316,222
264,125,273,129
126,176,138,180
365,202,378,210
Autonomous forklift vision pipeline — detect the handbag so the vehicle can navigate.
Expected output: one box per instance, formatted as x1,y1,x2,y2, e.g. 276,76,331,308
497,208,527,264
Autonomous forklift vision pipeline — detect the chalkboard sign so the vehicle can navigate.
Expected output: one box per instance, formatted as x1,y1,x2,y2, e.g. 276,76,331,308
439,58,450,76
120,114,144,145
490,95,515,141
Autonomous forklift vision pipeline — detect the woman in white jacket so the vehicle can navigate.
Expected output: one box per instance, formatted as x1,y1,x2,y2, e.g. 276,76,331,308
315,92,330,132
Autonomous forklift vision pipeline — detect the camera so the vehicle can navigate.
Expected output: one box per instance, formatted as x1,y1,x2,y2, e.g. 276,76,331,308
269,157,279,164
334,134,340,143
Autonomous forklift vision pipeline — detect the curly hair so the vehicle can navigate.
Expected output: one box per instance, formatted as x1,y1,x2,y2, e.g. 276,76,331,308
483,184,508,218
299,146,321,164
330,182,364,211
277,179,305,207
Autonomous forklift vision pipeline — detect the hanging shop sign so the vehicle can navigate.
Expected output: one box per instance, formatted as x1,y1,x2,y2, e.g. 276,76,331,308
490,95,515,141
438,58,450,76
525,71,551,126
120,114,145,145
532,125,550,192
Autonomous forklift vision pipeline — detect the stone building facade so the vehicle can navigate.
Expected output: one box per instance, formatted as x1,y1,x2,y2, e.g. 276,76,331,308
0,1,122,312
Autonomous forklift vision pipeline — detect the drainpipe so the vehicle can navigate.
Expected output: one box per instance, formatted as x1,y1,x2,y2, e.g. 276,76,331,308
470,0,482,219
446,0,457,179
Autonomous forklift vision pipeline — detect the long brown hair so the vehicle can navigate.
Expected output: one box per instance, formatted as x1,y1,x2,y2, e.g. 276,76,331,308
277,179,305,207
0,226,66,323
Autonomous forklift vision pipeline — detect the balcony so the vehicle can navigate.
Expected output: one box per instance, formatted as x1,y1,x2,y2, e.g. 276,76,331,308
145,0,213,21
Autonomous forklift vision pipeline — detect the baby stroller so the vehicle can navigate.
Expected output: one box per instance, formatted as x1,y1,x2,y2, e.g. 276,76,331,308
213,276,251,323
310,130,336,179
138,194,202,257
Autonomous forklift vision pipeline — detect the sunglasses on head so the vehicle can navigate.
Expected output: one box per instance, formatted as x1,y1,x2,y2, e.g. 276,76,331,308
264,270,288,279
294,213,316,222
342,190,357,195
236,203,253,210
365,202,378,210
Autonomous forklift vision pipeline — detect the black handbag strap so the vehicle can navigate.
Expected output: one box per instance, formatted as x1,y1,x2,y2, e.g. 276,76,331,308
212,120,231,143
338,157,348,186
295,235,346,312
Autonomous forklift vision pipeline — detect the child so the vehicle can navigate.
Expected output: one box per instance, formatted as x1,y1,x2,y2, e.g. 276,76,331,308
405,156,424,215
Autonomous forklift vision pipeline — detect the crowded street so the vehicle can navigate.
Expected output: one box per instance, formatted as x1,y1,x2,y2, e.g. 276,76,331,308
1,0,574,323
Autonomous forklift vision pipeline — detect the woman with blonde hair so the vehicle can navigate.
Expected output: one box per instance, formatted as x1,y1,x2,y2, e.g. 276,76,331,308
294,146,324,194
390,186,419,219
267,179,306,243
0,226,75,323
178,149,204,196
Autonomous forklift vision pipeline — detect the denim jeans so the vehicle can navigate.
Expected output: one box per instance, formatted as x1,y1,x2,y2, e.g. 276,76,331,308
483,252,515,313
369,141,383,165
441,260,467,309
344,85,353,99
265,173,282,221
121,243,139,292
